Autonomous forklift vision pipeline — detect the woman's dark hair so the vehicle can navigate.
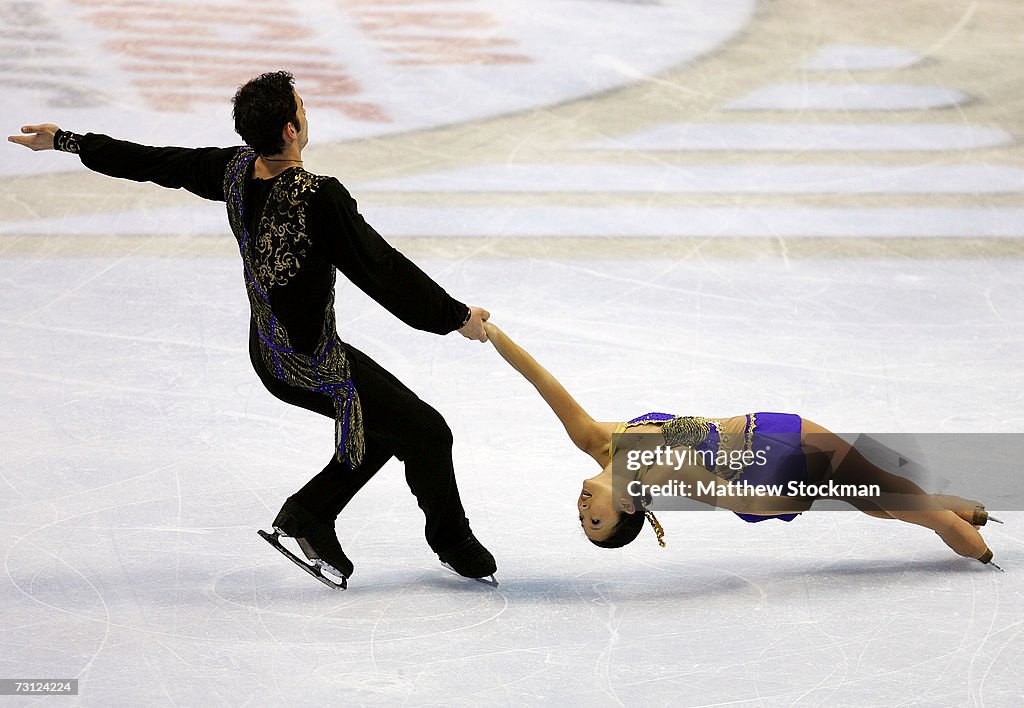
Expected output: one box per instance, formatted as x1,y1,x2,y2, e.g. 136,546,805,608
232,71,299,156
587,488,666,549
588,509,645,549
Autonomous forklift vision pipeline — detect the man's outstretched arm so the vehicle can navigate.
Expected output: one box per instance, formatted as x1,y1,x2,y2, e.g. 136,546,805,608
9,124,238,202
313,179,490,342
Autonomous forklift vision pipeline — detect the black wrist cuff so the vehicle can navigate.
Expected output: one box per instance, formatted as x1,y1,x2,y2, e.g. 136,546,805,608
54,129,81,154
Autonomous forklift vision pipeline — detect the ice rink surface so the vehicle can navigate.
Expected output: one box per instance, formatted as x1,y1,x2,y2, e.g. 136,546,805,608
2,1,1024,706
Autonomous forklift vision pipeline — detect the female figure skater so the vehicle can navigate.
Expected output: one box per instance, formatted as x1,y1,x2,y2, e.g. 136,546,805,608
482,322,1002,569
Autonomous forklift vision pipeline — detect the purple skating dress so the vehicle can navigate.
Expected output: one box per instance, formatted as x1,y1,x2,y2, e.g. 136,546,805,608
623,412,806,522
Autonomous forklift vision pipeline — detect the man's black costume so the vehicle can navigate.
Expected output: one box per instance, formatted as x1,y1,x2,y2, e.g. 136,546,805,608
54,131,490,583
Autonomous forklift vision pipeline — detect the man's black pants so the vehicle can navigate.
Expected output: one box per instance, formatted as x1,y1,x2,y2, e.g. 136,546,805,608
251,329,471,553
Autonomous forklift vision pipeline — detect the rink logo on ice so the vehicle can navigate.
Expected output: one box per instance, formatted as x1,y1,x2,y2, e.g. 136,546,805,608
5,0,755,174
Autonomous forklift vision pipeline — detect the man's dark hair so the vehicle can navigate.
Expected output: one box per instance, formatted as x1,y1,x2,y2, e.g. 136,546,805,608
588,509,645,549
232,71,299,156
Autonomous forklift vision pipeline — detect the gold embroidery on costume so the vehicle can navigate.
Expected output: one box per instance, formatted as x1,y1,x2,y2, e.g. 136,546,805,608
223,148,365,468
637,414,760,482
745,412,758,458
252,171,319,289
661,416,713,448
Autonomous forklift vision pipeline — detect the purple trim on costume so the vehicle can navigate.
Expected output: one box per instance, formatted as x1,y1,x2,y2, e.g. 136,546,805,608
256,329,294,353
245,262,269,301
229,151,252,190
270,315,284,379
627,412,675,425
312,383,350,394
311,348,327,392
230,184,246,251
308,346,358,469
230,153,271,303
229,154,254,248
338,381,354,469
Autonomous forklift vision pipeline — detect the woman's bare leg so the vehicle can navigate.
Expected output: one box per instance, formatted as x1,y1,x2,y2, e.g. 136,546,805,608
800,419,995,563
928,494,1000,527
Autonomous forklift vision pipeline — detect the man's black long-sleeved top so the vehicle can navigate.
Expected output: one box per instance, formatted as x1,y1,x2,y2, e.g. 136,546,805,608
69,133,468,355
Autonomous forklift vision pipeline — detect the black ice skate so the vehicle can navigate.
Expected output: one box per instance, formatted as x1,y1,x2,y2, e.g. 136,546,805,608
258,499,353,590
437,533,498,587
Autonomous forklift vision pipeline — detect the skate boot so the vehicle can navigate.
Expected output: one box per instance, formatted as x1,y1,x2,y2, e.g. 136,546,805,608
438,533,498,586
977,548,1005,572
971,505,1003,527
258,499,353,590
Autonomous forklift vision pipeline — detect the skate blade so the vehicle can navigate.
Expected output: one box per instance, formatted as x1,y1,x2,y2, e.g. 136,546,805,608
440,561,499,587
258,529,347,590
972,507,1005,526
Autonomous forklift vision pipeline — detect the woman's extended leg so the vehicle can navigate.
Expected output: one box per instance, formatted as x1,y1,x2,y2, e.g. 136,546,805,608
800,419,995,563
928,494,1000,527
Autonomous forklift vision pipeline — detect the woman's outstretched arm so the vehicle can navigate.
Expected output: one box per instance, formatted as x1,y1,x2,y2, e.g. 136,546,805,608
484,322,609,464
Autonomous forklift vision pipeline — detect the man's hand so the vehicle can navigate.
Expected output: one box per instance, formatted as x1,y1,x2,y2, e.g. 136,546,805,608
7,124,59,151
457,306,490,342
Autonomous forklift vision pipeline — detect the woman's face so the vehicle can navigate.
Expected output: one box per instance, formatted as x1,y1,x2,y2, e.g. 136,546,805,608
578,471,630,542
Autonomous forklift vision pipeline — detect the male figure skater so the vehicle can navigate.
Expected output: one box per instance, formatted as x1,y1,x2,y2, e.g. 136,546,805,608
9,71,496,589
